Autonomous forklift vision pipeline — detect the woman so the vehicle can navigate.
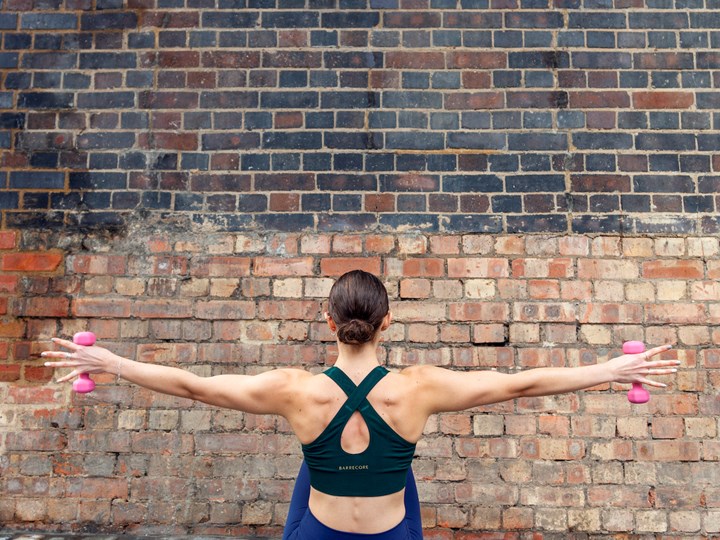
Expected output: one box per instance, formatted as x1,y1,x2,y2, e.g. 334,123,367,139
42,269,679,539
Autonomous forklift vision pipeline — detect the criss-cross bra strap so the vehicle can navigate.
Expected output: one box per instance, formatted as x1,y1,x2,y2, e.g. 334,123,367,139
324,366,389,415
324,366,357,396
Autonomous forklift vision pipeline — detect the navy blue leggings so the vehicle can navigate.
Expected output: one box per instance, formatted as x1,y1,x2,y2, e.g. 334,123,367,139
282,462,423,540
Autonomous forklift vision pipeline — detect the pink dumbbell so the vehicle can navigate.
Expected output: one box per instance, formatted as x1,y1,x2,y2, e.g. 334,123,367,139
623,341,650,404
72,331,96,394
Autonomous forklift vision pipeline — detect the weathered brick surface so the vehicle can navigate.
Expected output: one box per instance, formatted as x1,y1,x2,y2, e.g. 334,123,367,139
1,5,719,234
1,230,718,538
2,1,719,537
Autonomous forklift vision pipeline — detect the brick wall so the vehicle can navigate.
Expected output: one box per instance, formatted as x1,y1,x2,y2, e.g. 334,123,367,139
1,2,720,233
2,1,720,538
2,229,719,537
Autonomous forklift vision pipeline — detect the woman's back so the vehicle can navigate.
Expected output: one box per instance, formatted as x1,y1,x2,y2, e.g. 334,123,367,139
284,366,427,534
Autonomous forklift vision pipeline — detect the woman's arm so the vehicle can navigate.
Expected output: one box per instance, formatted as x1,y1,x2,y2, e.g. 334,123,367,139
42,338,308,415
411,344,679,414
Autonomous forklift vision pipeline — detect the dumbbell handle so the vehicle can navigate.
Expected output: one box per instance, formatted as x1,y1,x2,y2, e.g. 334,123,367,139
623,341,650,404
72,332,96,394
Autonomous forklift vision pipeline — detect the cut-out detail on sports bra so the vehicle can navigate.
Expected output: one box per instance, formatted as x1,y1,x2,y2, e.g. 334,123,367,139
340,410,370,455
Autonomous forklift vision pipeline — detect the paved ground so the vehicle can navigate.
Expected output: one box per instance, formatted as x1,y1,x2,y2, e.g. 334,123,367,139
1,534,268,540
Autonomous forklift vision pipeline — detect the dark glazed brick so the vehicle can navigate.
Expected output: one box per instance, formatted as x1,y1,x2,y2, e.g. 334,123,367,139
256,213,314,231
10,171,65,189
508,133,567,151
572,215,624,233
202,12,258,28
81,12,137,30
379,213,439,232
443,175,503,193
634,175,695,193
263,12,319,27
193,213,253,231
69,172,126,190
322,12,380,28
506,175,566,192
508,214,568,233
0,192,20,209
79,53,136,69
318,213,377,232
18,92,73,109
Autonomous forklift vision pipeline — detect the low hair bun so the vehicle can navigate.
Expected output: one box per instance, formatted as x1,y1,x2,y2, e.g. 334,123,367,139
336,319,376,345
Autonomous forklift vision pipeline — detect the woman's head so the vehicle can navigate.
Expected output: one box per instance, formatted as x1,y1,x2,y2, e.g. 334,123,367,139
327,270,390,345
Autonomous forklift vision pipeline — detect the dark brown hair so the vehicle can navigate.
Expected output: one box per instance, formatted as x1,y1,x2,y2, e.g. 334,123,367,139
327,270,389,345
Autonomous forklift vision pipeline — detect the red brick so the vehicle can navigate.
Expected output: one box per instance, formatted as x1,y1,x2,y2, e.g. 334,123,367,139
448,258,509,278
69,254,126,275
461,71,492,89
196,300,255,320
384,12,441,27
365,194,395,212
578,258,638,279
320,257,382,276
0,230,17,249
191,256,252,277
642,260,704,279
472,324,505,344
133,299,192,319
143,131,198,150
269,193,299,211
2,252,63,272
399,258,445,277
67,478,129,499
651,417,684,439
258,300,320,321
0,364,21,382
400,278,431,299
569,91,630,108
515,302,576,322
0,320,25,337
6,430,67,450
15,297,70,317
633,91,694,109
141,10,200,28
0,274,18,293
646,303,705,324
512,257,573,278
253,257,314,276
24,365,54,383
571,174,631,192
385,51,445,69
369,70,400,89
331,235,363,254
578,303,643,323
637,441,701,461
445,92,505,110
407,322,438,342
446,52,506,69
364,235,395,254
448,302,509,322
73,298,132,318
518,348,567,368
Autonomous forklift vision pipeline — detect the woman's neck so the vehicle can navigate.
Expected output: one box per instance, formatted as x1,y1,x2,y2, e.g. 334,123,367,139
333,342,381,380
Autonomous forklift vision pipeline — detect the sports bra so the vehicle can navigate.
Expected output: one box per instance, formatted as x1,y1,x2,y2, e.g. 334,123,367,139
301,366,417,497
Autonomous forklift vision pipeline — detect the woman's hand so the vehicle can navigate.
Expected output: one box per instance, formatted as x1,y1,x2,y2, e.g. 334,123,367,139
607,344,679,388
41,337,121,383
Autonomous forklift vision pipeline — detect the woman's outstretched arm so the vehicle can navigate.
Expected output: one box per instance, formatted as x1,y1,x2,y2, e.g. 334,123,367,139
42,337,307,415
411,344,679,414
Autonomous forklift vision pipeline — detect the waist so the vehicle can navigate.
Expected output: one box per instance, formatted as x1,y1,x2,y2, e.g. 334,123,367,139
309,486,406,534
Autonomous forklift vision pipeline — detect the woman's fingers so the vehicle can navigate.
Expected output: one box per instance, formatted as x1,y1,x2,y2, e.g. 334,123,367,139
50,337,79,351
644,344,673,358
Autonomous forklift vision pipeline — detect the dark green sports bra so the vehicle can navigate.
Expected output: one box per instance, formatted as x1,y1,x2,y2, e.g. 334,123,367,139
301,366,417,497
